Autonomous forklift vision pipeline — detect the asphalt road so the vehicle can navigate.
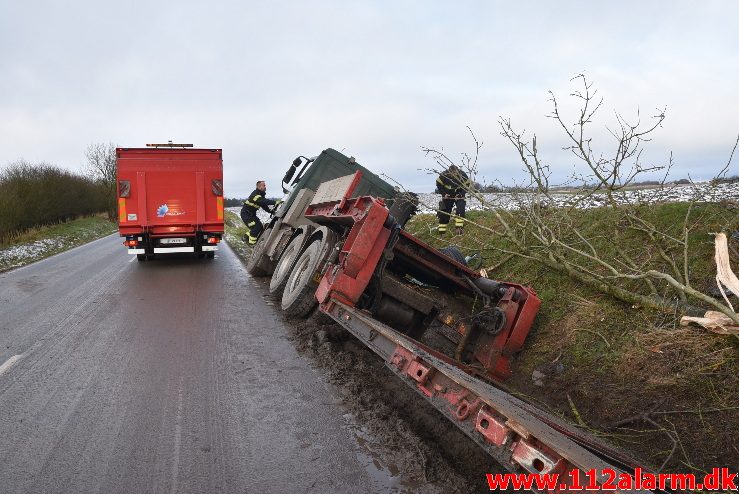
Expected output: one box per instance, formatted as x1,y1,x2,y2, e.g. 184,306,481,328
0,236,404,493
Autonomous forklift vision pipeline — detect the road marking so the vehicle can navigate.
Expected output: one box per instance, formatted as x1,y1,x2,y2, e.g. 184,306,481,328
0,354,23,377
170,378,184,494
129,256,137,263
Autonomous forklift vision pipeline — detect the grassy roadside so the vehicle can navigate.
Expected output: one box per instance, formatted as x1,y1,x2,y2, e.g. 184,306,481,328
405,203,738,474
224,210,251,259
0,214,117,272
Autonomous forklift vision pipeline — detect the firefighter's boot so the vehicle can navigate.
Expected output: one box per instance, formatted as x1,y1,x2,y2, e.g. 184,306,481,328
454,217,465,235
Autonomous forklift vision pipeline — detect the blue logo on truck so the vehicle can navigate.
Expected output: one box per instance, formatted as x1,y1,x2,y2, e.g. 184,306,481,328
155,203,185,217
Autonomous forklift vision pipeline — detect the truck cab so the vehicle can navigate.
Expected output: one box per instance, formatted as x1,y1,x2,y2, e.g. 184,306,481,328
246,148,411,276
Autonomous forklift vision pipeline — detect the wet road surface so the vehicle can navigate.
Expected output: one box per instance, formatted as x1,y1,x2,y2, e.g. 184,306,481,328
0,236,415,493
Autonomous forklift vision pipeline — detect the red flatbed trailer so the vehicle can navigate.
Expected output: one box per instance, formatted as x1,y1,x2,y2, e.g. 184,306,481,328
116,144,224,261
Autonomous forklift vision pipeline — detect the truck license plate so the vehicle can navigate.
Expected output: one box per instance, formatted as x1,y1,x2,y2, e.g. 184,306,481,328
160,238,187,245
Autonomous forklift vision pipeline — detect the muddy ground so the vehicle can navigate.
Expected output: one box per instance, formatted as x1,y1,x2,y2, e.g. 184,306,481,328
253,277,505,493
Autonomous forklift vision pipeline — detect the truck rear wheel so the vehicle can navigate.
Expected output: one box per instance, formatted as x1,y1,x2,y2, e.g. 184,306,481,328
269,233,305,295
281,233,335,318
246,227,273,276
136,254,146,262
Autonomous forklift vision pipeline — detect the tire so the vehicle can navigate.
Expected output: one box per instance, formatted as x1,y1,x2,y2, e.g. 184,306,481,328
269,233,305,295
206,252,215,259
246,227,273,276
281,234,335,318
136,254,146,262
439,246,467,266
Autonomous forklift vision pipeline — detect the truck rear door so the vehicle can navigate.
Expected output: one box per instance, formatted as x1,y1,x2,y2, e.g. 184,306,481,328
117,148,224,236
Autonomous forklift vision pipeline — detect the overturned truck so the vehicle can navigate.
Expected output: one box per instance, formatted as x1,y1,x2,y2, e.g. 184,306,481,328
248,149,663,493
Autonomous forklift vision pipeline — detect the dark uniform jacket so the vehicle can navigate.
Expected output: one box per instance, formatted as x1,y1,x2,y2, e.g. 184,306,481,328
241,189,277,216
435,169,471,198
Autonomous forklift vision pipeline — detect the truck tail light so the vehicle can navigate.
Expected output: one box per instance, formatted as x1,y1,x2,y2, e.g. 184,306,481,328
124,239,138,247
207,237,219,244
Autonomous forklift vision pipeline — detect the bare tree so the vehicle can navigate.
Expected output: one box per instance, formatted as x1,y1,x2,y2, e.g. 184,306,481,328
417,75,739,325
84,142,116,185
84,142,117,219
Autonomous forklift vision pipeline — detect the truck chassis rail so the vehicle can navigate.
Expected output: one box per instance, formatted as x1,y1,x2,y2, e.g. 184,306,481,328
323,300,661,494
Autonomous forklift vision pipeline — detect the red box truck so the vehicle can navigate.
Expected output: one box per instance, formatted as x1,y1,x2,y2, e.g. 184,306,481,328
116,144,224,261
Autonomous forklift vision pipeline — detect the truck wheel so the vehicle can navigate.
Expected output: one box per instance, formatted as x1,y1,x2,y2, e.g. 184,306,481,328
269,233,305,295
281,233,335,318
246,227,273,276
206,252,215,259
136,254,146,262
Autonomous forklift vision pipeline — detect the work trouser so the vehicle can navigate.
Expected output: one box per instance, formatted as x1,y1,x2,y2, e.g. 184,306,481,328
437,198,466,233
241,211,263,245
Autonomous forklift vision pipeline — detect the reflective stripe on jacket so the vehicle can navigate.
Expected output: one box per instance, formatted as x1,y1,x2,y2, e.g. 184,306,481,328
242,189,277,213
435,169,471,197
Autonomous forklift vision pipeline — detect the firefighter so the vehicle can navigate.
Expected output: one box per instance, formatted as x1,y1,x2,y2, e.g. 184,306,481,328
435,165,470,235
240,181,281,245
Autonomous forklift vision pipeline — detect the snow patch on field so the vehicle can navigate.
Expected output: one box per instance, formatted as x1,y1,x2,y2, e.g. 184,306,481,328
0,238,63,268
414,182,739,214
229,182,738,216
0,221,116,271
225,206,271,224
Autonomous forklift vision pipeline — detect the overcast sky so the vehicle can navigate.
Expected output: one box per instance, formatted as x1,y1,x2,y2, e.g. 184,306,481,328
1,1,737,196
